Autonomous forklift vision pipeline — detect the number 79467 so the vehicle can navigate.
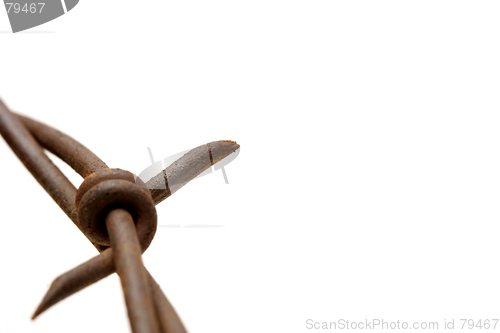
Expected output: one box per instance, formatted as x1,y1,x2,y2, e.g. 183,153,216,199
5,3,45,14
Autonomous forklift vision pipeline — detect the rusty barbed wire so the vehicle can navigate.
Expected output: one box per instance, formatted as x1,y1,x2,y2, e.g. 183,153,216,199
0,97,240,333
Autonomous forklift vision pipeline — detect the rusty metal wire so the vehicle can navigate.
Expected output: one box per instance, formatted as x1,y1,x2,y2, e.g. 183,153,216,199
0,97,240,333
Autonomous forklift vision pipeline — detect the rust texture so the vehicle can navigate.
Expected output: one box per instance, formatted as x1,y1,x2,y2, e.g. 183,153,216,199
0,97,240,333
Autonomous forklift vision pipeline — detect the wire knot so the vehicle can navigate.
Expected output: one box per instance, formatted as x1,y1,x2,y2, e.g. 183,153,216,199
75,168,157,249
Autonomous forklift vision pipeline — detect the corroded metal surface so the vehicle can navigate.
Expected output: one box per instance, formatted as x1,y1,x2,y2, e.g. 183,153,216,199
0,97,240,333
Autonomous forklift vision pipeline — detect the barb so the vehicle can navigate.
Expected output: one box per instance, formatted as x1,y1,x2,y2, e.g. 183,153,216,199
33,141,239,318
0,97,240,333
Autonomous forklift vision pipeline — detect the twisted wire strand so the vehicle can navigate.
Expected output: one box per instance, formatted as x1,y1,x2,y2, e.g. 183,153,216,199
0,99,191,332
0,98,239,333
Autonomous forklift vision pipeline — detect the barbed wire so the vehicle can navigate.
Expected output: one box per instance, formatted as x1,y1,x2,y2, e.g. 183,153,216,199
0,98,239,333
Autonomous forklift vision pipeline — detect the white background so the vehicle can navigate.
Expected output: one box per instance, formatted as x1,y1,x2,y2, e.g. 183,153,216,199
1,1,500,332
